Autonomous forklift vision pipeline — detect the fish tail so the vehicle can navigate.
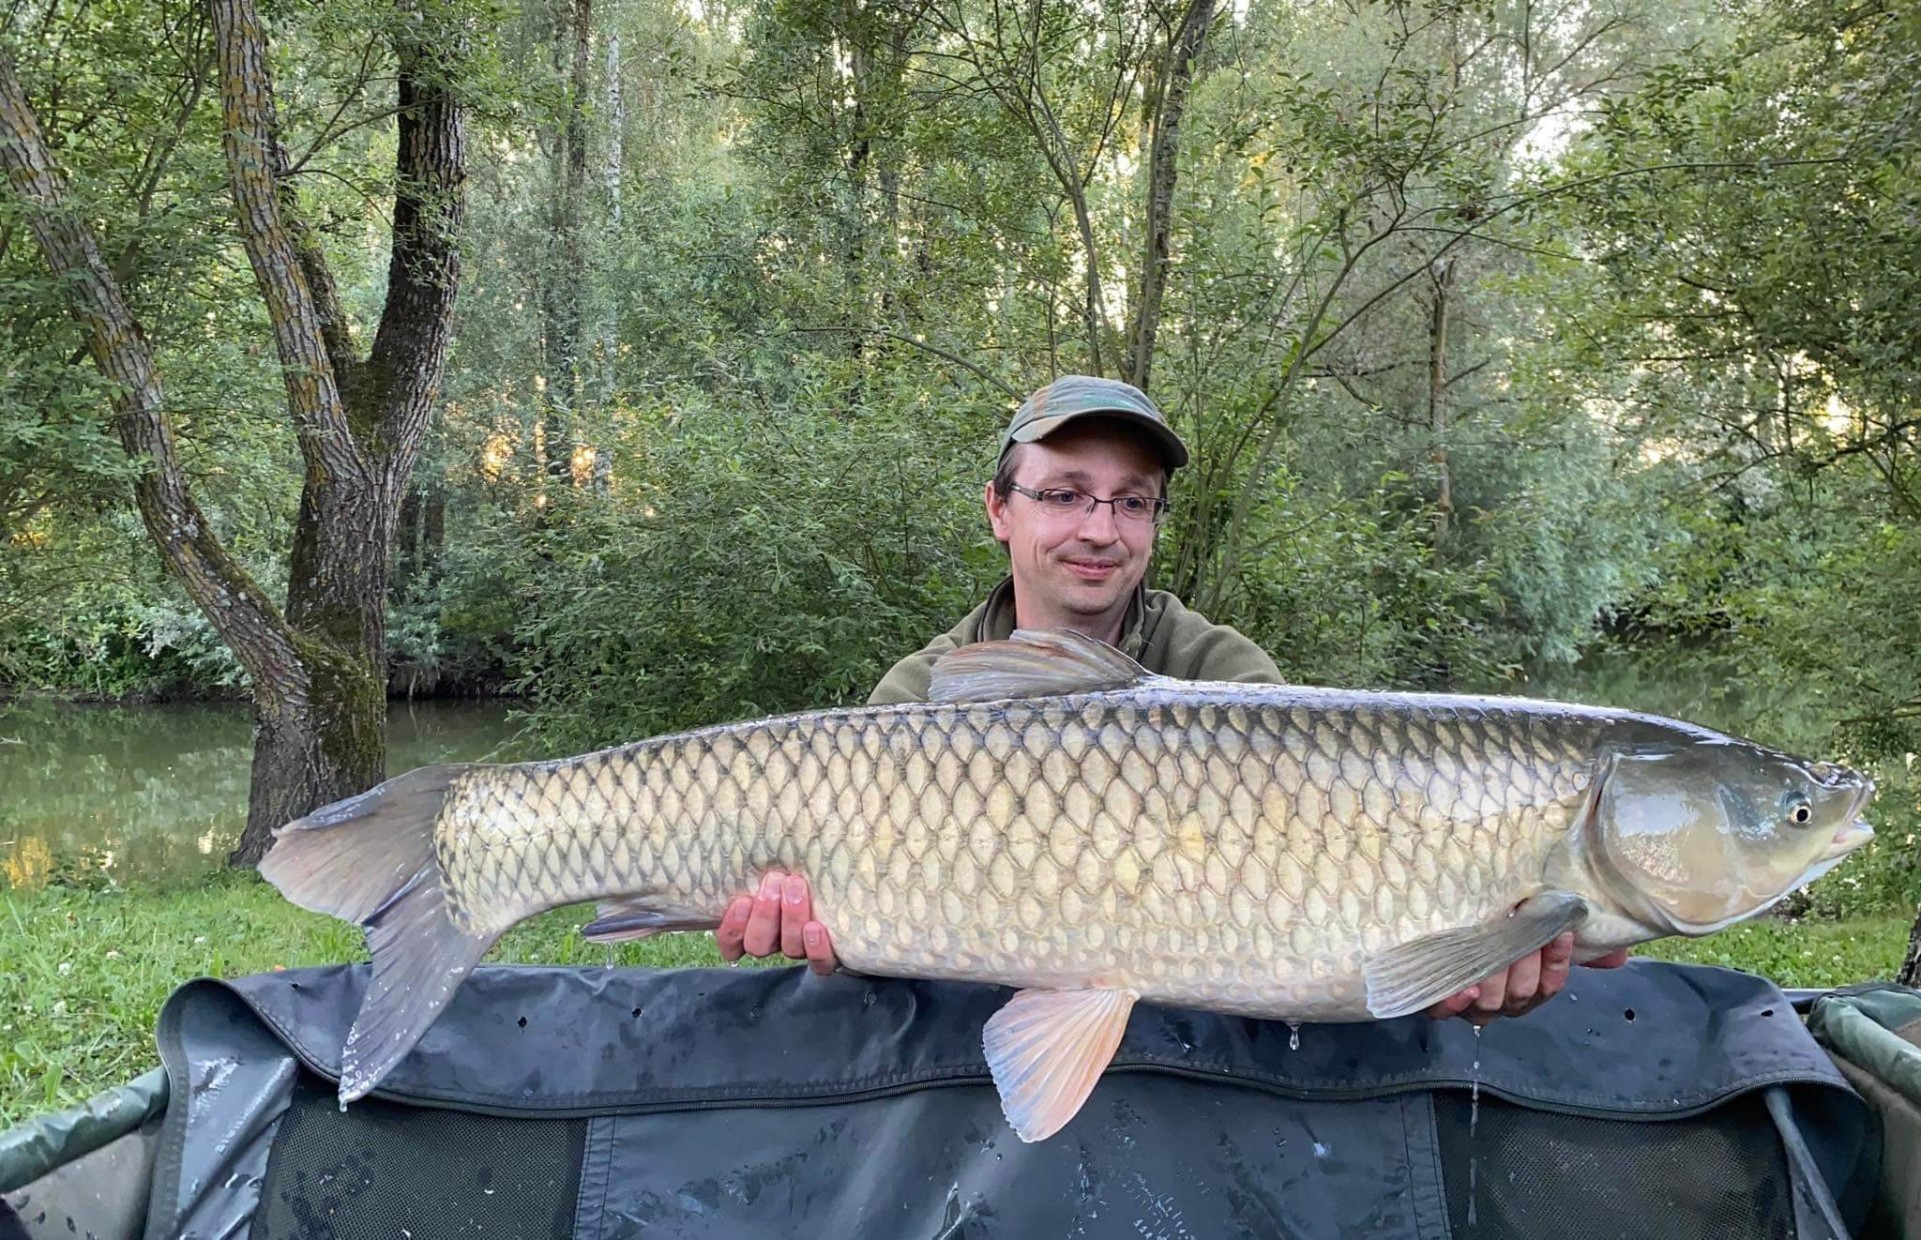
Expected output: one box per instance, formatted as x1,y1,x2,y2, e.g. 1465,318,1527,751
259,764,500,1103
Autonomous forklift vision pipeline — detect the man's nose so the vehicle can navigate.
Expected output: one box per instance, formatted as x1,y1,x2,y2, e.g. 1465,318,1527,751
1075,498,1121,541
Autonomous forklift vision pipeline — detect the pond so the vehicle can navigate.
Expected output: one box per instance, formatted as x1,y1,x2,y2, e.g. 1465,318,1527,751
0,699,519,887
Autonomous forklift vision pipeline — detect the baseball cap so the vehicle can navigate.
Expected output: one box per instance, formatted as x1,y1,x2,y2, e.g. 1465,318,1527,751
999,375,1190,471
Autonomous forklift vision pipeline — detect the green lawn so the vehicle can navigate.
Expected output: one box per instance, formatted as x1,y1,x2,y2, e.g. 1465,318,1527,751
0,875,1909,1129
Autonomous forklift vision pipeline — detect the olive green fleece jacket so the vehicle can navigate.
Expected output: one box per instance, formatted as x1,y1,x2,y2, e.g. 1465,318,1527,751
868,577,1282,705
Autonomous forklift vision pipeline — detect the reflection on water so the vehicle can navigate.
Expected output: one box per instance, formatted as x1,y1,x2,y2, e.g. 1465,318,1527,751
0,700,517,886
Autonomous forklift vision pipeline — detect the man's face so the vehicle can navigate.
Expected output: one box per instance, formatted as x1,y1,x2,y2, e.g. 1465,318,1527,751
985,421,1166,638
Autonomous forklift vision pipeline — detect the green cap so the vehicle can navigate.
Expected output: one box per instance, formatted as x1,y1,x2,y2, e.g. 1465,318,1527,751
999,376,1189,471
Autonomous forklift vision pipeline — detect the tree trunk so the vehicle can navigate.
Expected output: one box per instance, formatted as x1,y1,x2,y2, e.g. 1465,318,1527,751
1427,258,1454,553
0,0,467,867
596,8,622,489
1123,0,1213,393
542,0,592,492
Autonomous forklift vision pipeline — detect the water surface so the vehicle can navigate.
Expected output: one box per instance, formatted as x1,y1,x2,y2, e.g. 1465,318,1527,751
0,700,517,886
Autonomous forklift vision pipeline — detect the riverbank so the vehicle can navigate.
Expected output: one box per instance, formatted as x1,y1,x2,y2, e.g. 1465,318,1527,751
1,874,1907,1129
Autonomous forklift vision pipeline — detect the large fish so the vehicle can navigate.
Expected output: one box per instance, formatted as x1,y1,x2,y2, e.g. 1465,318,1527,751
261,630,1875,1141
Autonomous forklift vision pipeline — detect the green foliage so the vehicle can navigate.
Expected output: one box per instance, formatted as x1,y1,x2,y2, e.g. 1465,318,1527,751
505,365,995,752
0,518,255,700
1194,464,1503,688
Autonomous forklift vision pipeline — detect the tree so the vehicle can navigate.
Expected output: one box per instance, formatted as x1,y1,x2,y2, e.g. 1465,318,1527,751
1533,0,1921,960
0,0,468,863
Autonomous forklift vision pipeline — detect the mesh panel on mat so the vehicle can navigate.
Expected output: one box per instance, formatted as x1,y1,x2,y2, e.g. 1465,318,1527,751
1437,1090,1795,1239
250,1072,584,1238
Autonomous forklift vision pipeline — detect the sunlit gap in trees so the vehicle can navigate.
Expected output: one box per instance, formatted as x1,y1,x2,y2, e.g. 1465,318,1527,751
1515,106,1584,170
676,0,744,40
1825,392,1853,435
481,433,514,482
475,420,609,491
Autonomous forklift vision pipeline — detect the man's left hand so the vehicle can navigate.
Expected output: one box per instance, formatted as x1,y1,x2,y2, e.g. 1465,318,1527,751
1424,934,1631,1025
716,871,837,975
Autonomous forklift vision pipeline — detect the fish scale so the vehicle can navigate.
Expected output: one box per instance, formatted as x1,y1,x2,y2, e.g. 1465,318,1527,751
433,685,1600,1019
263,628,1874,1139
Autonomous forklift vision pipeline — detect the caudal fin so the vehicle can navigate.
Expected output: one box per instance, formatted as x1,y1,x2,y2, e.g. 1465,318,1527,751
259,764,500,1102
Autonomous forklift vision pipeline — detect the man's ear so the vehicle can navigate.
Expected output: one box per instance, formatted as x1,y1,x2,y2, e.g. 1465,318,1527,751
985,479,1013,543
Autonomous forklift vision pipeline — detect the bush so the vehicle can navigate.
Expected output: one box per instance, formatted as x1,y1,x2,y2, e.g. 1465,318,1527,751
507,369,997,753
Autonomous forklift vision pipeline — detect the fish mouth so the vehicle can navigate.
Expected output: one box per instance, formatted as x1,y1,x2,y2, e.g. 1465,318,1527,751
1820,781,1877,861
1821,818,1875,863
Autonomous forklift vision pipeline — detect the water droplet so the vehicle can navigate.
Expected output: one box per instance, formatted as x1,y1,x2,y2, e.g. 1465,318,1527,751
1286,1020,1301,1051
862,991,876,1008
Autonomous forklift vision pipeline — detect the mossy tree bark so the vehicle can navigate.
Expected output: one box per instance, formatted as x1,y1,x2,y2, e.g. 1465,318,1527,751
0,0,465,866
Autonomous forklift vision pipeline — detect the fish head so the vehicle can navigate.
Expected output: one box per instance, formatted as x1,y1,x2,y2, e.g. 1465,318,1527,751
1590,741,1875,935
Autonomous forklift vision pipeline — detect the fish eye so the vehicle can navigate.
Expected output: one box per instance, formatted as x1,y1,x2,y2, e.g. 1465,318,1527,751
1783,793,1814,827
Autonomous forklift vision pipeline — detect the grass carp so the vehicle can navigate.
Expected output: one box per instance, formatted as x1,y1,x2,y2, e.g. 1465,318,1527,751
261,629,1875,1142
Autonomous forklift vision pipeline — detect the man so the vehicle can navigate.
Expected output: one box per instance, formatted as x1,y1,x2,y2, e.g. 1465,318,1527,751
716,375,1625,1022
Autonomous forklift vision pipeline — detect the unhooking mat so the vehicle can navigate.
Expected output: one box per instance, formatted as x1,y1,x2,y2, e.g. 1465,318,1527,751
2,958,1885,1238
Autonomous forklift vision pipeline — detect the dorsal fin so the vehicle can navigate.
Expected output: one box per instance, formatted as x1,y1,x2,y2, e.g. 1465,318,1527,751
927,628,1150,703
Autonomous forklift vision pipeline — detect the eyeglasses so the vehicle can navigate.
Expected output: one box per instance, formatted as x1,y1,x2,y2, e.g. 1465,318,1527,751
1006,483,1170,526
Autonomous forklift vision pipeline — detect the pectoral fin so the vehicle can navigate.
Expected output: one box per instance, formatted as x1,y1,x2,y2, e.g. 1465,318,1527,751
982,987,1137,1143
1364,890,1590,1019
580,899,720,944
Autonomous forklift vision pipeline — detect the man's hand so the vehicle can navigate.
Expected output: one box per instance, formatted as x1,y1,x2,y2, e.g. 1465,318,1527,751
716,870,838,975
1423,934,1631,1025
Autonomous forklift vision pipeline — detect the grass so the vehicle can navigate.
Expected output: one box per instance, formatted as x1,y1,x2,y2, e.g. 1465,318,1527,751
1638,915,1908,985
0,875,1910,1129
0,873,730,1128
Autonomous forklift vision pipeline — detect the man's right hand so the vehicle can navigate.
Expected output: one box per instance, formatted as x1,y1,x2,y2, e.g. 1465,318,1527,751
716,870,838,974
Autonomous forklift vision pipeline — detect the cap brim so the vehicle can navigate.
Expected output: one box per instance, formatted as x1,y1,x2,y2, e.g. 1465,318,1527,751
1008,410,1189,470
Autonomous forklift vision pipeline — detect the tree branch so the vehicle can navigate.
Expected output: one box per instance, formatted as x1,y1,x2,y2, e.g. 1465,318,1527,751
363,1,467,484
0,46,304,711
1124,0,1214,392
783,325,1021,397
209,0,366,487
